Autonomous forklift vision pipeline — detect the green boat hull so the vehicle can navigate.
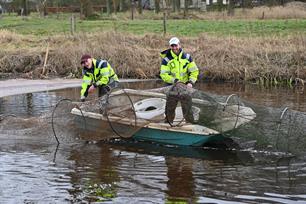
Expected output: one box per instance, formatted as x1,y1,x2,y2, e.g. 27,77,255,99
133,127,224,147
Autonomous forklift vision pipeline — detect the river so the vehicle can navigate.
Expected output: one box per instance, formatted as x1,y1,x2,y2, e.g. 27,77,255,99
0,81,305,203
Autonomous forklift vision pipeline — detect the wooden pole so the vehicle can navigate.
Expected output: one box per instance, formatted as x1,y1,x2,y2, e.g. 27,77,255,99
163,11,166,36
131,0,134,20
41,42,49,76
70,14,75,35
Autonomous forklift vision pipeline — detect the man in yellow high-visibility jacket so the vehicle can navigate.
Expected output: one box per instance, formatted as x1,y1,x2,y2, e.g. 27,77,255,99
80,54,119,102
160,37,199,88
160,37,199,124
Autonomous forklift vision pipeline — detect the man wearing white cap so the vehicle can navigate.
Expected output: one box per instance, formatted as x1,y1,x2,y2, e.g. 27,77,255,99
160,37,199,124
160,37,199,87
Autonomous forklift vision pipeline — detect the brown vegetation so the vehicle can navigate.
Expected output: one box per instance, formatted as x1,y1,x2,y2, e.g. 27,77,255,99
0,30,305,85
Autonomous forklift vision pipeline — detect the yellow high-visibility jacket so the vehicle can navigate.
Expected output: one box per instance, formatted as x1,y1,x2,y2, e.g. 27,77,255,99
81,58,119,97
160,49,199,84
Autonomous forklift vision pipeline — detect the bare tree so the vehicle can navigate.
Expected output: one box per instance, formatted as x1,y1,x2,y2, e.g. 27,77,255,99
80,0,93,18
175,0,180,12
119,0,128,11
227,0,234,16
155,0,160,13
113,0,118,14
107,0,111,15
183,0,188,18
217,0,223,11
131,0,135,19
171,0,181,12
38,0,48,17
22,0,29,16
138,0,143,14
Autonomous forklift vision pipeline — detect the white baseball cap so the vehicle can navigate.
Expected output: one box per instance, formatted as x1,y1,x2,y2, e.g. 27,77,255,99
169,37,180,45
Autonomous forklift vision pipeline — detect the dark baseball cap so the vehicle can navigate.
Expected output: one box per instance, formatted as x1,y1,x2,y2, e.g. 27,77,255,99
80,54,91,64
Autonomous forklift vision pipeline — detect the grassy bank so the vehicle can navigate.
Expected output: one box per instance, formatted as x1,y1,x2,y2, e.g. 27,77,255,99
0,8,305,85
0,13,306,37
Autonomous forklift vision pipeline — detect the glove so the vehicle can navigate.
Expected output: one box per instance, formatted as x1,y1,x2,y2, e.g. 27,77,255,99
105,85,111,92
80,96,86,102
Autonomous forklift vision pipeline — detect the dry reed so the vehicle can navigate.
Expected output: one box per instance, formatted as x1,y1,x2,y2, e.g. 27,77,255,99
0,30,305,84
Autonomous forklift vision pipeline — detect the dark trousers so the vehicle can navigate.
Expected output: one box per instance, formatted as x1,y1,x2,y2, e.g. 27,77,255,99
165,86,194,124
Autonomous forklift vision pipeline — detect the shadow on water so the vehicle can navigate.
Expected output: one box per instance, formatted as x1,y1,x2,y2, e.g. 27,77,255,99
0,81,306,203
103,139,254,164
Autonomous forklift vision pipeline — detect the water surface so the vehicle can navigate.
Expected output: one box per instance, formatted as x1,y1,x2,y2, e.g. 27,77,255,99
0,81,306,203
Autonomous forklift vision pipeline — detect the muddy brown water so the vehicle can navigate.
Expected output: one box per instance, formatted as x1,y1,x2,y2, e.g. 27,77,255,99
0,81,306,203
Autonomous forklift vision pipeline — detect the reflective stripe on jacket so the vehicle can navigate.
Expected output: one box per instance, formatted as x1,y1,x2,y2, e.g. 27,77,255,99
159,49,199,84
81,58,119,97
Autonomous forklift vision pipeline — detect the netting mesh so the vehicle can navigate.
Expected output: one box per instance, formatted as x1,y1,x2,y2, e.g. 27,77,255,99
228,102,306,154
99,87,140,138
51,99,85,143
1,84,305,154
47,84,305,154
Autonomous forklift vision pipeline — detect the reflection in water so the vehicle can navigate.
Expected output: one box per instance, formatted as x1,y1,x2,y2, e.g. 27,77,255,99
0,81,306,203
166,157,195,202
0,137,306,203
25,93,33,115
67,143,120,202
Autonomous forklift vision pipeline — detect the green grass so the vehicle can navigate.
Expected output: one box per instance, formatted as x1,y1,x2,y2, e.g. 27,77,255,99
0,13,305,37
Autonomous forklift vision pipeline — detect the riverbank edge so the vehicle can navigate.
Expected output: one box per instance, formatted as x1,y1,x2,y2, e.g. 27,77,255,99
0,78,156,98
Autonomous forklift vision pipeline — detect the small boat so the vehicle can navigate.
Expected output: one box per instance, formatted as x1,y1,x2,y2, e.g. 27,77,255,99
71,88,256,147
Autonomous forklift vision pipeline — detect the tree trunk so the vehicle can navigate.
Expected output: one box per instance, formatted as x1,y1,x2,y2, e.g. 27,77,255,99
113,0,118,14
183,0,188,18
171,0,176,12
80,0,94,18
22,0,28,16
131,0,135,19
227,0,234,16
217,0,222,11
39,0,48,17
107,0,112,15
244,0,252,8
175,0,180,12
119,0,127,11
138,0,143,14
155,0,160,13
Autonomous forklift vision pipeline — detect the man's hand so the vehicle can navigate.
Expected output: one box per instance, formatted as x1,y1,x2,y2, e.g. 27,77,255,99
186,83,193,88
88,85,96,93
